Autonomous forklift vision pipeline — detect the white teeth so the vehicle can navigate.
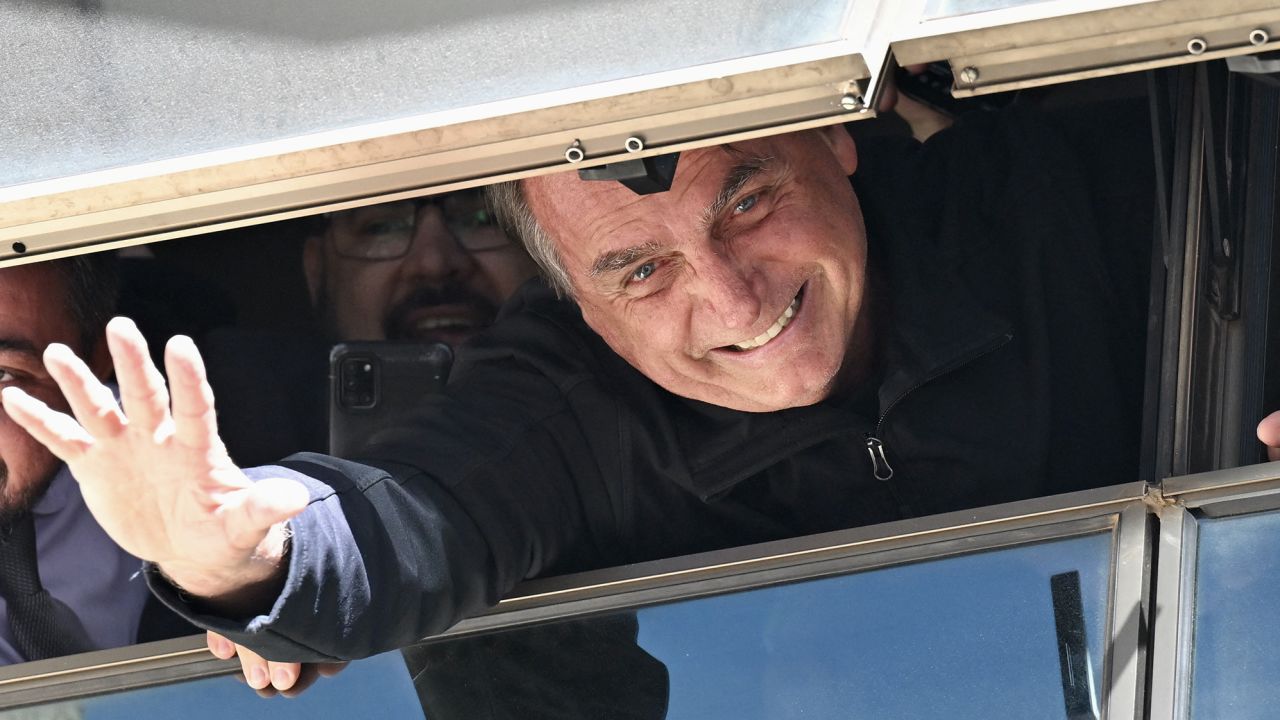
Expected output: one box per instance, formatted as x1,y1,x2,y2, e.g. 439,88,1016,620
733,295,799,351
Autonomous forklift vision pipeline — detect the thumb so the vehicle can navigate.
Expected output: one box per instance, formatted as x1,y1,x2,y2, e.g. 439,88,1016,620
220,476,312,552
1256,411,1280,462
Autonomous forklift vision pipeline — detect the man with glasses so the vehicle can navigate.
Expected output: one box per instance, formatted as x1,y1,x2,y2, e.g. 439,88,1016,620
305,190,538,346
206,190,539,467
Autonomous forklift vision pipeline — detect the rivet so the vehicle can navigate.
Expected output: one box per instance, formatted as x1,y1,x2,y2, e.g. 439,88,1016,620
1250,29,1270,46
839,93,865,111
624,136,645,153
1187,37,1208,55
11,242,26,254
564,141,584,164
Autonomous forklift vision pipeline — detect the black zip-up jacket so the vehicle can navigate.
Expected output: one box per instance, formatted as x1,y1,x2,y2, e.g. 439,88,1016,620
151,107,1145,662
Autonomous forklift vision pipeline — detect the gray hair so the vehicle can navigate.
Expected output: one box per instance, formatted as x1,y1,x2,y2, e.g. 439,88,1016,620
484,180,575,298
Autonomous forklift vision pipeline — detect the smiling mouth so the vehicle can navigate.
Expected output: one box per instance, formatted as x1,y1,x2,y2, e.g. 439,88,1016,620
728,288,803,351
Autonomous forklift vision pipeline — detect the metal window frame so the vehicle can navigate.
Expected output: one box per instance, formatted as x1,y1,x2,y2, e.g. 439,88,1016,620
0,40,885,266
892,0,1280,98
1147,461,1280,720
0,482,1152,715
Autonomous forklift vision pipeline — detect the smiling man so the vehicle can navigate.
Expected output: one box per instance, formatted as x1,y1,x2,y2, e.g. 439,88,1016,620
3,110,1198,687
521,129,873,412
305,189,538,346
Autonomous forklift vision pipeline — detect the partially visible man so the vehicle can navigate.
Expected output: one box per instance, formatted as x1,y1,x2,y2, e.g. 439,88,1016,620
304,189,538,345
0,257,189,665
207,189,539,467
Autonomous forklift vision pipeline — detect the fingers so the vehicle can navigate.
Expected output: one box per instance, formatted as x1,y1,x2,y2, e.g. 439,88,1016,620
107,317,173,436
1257,411,1280,461
206,631,236,659
164,335,221,449
0,386,95,461
219,477,311,553
277,662,346,698
228,642,275,691
43,343,126,439
210,633,343,699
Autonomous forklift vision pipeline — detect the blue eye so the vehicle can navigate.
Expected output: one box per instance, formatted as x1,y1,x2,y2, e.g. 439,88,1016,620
631,262,656,283
734,194,758,214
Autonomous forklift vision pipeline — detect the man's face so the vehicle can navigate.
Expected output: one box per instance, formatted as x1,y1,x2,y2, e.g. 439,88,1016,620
0,264,88,520
305,190,539,345
525,127,868,412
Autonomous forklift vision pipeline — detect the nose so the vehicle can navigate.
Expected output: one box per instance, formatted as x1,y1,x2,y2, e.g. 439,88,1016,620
401,208,477,283
688,250,760,331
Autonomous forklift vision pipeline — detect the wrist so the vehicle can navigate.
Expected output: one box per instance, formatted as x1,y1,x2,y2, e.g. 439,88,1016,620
158,522,292,614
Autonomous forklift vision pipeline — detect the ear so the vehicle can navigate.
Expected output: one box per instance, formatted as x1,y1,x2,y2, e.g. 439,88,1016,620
88,332,113,381
817,124,858,176
302,235,323,306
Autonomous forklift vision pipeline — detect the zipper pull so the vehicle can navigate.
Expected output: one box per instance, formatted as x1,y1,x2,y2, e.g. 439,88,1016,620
865,436,895,481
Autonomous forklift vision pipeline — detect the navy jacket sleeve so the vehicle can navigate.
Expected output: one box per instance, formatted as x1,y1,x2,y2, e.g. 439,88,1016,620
146,291,627,662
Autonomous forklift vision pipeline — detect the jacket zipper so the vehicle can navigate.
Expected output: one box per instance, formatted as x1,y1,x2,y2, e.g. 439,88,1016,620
863,331,1014,482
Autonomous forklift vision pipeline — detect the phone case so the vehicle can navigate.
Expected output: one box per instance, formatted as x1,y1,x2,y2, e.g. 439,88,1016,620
328,341,453,458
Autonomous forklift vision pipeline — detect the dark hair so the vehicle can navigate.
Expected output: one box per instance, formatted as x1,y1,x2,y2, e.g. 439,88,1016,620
52,254,119,352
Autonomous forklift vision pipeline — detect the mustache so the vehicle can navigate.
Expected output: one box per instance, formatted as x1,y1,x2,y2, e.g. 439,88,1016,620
383,283,500,337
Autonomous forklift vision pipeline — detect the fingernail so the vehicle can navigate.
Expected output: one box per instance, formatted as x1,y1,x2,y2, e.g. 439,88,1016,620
272,667,294,689
250,666,269,689
211,636,232,658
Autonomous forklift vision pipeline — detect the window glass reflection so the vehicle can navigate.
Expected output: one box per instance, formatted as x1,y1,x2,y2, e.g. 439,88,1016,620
0,651,421,719
1189,510,1280,720
409,532,1111,720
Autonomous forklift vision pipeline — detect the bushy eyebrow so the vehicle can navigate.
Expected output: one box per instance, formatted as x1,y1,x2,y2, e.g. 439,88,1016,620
589,241,663,279
700,153,774,228
0,338,38,357
586,149,774,281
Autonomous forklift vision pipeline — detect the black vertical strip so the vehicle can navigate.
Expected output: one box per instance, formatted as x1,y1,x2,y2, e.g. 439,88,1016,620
1051,571,1098,720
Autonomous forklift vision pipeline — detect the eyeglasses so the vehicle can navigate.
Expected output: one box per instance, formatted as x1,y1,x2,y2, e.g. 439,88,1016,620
325,190,512,261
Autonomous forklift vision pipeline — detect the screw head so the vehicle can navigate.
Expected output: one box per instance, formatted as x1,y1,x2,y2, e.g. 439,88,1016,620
839,93,864,111
1222,237,1232,258
959,66,980,84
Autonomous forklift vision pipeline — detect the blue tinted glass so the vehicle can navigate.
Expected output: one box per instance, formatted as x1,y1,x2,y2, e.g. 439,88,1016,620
0,651,423,719
406,532,1112,719
1189,510,1280,720
638,534,1110,719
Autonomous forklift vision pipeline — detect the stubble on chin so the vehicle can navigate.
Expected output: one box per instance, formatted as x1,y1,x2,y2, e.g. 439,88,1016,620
0,462,56,527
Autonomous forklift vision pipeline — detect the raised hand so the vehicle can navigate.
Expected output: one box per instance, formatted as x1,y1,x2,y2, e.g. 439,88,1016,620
0,317,310,610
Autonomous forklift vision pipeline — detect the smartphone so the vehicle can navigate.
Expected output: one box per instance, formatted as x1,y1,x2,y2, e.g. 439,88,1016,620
328,341,453,458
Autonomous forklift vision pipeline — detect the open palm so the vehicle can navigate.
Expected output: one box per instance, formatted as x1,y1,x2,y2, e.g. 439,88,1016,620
0,317,308,602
